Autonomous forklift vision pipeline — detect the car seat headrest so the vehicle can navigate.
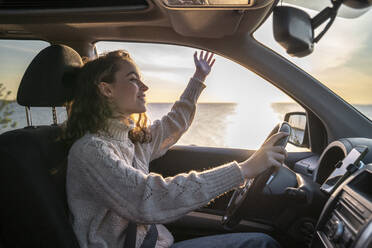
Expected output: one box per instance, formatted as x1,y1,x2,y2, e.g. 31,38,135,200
17,44,83,107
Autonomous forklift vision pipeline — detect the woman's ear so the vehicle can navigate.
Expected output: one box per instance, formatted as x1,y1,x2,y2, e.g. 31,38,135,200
98,82,113,98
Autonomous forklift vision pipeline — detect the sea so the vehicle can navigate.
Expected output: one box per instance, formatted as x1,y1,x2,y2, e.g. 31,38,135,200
1,102,372,151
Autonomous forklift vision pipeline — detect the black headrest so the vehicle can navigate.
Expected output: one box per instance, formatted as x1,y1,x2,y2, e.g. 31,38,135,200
17,44,83,107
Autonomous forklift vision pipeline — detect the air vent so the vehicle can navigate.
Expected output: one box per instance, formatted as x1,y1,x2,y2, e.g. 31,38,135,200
0,0,148,10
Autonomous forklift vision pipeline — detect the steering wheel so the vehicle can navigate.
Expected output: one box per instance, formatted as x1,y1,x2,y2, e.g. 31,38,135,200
221,122,292,229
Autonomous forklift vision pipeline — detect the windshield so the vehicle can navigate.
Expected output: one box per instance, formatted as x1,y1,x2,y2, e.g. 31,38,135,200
254,5,372,121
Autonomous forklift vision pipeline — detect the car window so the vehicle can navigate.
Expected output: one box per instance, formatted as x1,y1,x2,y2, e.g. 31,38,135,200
96,41,308,151
254,5,372,122
0,40,68,134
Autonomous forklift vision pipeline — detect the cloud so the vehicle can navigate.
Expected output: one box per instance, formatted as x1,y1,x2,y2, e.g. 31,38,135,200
254,8,372,104
137,62,193,74
143,75,184,102
309,14,372,74
0,43,37,53
255,8,372,72
0,40,49,54
96,41,197,66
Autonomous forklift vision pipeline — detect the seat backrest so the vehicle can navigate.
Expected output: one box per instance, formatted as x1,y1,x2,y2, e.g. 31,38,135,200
0,44,83,248
0,126,80,248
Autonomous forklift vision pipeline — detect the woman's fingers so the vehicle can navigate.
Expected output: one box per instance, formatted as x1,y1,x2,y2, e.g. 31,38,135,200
207,52,214,64
263,132,289,147
269,158,282,168
204,51,209,60
204,52,211,61
195,50,215,65
272,152,285,164
193,52,198,64
270,146,288,163
210,58,216,67
271,146,287,155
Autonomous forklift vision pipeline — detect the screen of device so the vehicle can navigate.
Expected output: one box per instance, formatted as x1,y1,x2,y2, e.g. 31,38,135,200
320,148,364,194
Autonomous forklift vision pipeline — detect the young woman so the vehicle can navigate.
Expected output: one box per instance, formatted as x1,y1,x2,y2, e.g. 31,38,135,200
64,49,287,248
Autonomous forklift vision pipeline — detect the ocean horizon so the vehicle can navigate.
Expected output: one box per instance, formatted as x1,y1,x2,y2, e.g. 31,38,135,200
1,101,372,151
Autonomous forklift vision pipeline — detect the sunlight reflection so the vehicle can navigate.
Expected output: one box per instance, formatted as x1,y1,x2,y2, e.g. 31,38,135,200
225,101,279,149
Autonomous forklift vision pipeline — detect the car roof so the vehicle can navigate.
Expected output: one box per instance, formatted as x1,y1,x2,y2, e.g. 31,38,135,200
0,0,276,45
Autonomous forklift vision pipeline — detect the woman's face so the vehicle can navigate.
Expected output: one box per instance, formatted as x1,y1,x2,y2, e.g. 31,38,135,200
99,60,148,117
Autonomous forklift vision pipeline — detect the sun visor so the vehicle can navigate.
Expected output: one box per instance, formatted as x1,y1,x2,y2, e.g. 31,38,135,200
17,44,83,107
159,0,275,38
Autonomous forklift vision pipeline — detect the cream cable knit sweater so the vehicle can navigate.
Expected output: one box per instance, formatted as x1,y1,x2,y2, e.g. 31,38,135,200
66,77,245,248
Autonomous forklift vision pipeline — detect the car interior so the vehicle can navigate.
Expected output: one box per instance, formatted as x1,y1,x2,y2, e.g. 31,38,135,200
0,0,371,248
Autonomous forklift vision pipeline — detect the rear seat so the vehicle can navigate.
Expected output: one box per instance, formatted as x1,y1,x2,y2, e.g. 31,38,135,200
0,45,83,248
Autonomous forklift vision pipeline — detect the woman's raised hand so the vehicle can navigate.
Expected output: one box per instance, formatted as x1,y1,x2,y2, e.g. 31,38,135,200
193,51,216,82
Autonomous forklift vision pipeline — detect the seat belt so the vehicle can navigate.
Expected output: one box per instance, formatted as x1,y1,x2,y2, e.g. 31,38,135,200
124,222,158,248
124,222,137,248
140,224,158,248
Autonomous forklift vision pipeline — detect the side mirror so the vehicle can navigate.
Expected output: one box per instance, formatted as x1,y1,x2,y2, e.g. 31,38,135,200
273,6,314,57
284,112,309,148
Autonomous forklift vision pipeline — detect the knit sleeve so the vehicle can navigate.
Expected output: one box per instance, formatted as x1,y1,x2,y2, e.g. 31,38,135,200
147,77,206,161
70,138,245,224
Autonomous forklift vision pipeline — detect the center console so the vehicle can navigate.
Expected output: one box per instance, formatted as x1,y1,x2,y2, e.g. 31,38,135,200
311,164,372,248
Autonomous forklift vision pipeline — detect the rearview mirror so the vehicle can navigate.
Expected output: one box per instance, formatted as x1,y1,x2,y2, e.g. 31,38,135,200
273,6,314,57
284,112,309,147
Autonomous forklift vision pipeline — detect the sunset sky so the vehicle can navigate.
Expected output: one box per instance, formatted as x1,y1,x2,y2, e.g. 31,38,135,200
1,6,371,105
255,7,372,105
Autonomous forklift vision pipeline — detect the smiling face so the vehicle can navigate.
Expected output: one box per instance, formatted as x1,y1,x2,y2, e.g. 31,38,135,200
98,59,149,118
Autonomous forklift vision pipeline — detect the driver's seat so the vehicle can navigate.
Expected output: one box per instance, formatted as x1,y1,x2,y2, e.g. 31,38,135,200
0,45,82,248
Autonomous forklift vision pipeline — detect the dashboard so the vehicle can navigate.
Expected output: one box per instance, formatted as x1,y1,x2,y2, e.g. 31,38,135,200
293,138,372,184
293,137,372,248
311,164,372,248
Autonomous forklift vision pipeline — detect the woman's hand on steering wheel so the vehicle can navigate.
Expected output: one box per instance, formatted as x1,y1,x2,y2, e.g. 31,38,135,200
238,132,289,179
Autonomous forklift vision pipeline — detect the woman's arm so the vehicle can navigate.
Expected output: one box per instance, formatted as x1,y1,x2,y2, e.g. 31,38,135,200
68,137,244,224
147,77,204,161
147,51,215,161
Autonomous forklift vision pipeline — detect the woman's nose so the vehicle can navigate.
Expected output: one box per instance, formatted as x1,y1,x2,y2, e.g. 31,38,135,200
140,81,149,92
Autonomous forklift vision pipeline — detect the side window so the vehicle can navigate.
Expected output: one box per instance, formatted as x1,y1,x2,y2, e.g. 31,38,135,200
0,40,63,134
95,41,308,151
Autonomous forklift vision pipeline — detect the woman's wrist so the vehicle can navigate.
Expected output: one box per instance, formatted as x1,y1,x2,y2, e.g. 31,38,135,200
193,71,206,82
238,161,251,179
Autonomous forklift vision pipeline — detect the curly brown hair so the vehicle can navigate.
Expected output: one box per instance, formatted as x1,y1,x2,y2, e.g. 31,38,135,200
62,50,151,148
